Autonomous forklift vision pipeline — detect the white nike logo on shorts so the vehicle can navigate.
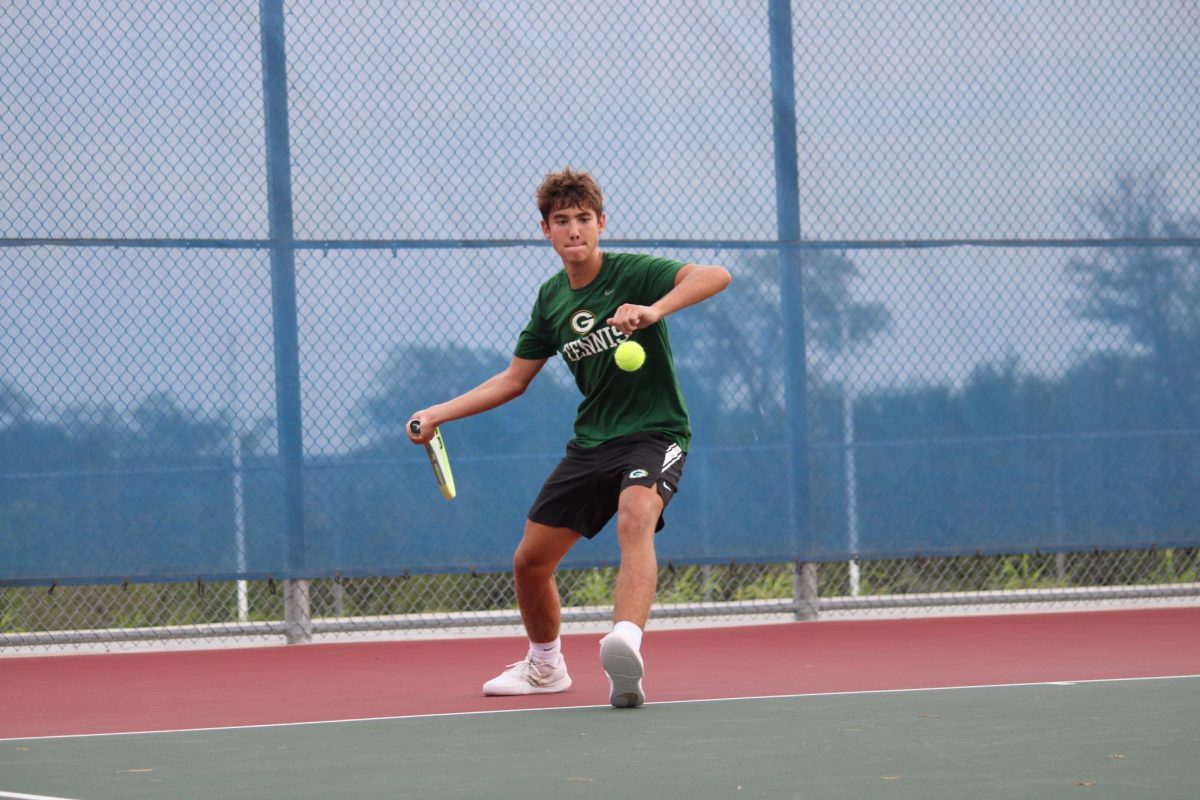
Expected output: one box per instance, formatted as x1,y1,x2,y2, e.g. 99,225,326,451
662,443,682,471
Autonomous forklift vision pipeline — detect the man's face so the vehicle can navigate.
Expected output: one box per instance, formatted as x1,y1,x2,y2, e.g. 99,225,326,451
541,205,605,266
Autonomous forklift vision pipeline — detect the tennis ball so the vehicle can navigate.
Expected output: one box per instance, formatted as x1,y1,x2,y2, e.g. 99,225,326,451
614,340,646,372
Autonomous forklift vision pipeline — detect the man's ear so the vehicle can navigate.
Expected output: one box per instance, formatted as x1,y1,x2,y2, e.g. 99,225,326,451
540,218,551,239
597,212,606,233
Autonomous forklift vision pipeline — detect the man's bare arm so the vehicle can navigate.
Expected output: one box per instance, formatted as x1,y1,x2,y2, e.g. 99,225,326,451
606,263,732,335
407,356,547,444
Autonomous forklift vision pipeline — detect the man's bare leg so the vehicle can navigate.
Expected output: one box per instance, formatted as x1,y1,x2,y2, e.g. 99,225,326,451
513,520,580,642
482,521,579,697
612,484,663,626
601,484,664,708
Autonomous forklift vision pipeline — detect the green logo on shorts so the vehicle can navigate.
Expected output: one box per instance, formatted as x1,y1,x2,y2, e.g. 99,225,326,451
629,469,648,479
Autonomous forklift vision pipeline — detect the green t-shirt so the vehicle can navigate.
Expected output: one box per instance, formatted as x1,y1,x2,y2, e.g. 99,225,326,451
514,251,692,451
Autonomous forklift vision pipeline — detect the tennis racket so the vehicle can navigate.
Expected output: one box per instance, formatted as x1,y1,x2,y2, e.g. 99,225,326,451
409,419,456,500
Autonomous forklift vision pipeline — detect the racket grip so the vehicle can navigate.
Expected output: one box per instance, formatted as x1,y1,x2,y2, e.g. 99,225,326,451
409,419,422,436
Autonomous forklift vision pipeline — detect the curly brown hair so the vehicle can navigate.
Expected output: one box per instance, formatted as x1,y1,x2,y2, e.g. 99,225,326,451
536,167,604,221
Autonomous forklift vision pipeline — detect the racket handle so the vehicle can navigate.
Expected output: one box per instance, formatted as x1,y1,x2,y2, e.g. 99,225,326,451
409,419,422,437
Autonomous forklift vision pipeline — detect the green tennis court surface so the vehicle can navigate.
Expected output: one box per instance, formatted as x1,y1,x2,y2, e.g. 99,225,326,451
3,676,1196,800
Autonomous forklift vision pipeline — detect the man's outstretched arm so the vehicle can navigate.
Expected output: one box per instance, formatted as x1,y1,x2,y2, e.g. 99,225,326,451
407,356,547,444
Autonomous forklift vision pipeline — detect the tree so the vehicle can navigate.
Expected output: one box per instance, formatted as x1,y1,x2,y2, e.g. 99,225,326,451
665,249,892,565
0,381,34,428
357,343,498,445
127,391,227,458
670,249,891,436
803,250,891,364
1067,169,1200,421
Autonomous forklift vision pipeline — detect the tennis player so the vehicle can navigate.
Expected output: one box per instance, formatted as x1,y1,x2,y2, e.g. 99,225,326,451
407,168,730,708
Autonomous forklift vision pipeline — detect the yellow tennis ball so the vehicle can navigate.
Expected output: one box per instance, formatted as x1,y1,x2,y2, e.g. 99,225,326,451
614,340,646,371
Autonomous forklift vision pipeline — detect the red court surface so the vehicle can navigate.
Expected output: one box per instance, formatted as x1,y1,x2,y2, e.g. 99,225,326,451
2,606,1197,740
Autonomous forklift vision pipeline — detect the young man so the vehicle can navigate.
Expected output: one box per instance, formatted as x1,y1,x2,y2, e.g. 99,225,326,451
407,168,730,708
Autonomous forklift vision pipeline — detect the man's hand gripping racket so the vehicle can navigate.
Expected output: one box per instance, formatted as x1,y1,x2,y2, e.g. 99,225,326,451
409,419,456,500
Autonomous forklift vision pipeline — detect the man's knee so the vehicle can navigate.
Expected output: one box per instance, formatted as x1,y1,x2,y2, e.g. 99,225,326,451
616,485,663,544
514,523,577,578
513,545,552,579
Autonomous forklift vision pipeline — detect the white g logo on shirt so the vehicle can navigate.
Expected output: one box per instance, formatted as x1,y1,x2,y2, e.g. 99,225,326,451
570,310,596,335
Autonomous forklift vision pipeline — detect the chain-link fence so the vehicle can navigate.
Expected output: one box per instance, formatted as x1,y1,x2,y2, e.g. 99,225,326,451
2,1,1198,651
5,550,1198,651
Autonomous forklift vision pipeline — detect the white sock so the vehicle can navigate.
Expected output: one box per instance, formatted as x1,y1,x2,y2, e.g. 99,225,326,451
610,620,643,651
529,638,562,665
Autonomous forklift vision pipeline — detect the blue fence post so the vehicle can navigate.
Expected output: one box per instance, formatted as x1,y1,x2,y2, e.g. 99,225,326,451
768,0,817,617
259,0,310,642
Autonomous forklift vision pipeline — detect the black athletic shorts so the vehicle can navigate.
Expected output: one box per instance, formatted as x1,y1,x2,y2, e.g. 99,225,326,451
527,432,686,539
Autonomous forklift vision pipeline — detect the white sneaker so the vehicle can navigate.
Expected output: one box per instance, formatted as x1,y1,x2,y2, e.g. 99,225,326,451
482,655,572,696
599,633,645,708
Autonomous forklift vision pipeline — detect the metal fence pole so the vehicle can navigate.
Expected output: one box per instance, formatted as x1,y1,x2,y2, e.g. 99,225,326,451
259,0,309,643
843,383,862,595
769,0,815,569
284,579,314,643
792,561,819,621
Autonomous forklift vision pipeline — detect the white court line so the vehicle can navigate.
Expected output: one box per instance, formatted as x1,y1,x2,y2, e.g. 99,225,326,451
0,791,81,800
2,672,1197,744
